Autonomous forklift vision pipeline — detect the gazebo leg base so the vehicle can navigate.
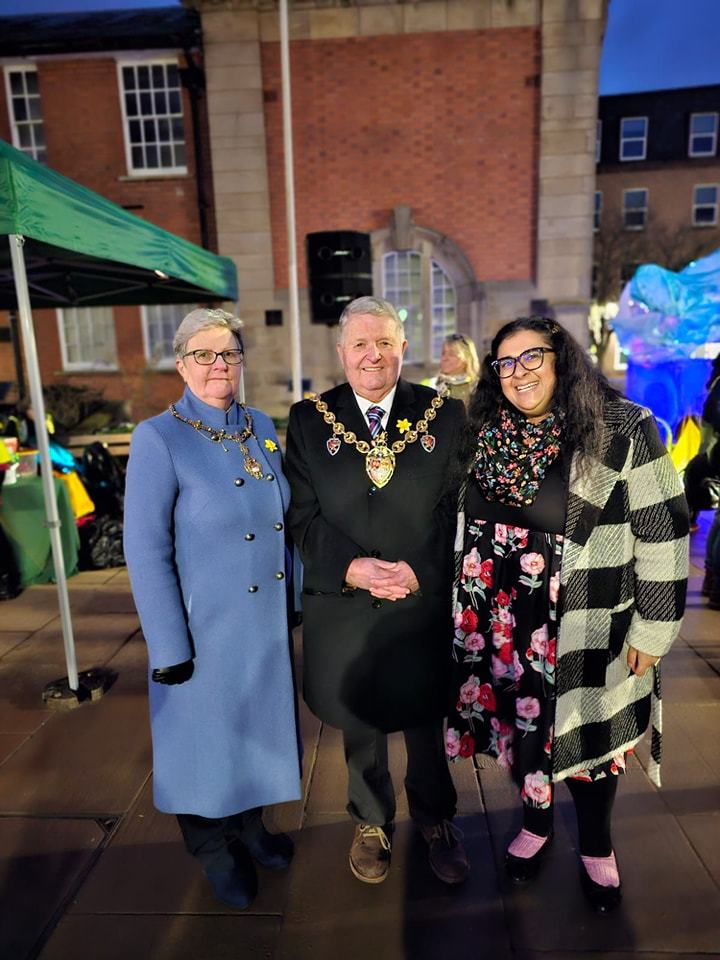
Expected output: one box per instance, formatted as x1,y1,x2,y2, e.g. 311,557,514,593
42,668,115,710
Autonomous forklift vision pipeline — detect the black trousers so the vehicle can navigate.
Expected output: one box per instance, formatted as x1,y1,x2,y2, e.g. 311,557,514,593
176,807,262,871
342,717,457,827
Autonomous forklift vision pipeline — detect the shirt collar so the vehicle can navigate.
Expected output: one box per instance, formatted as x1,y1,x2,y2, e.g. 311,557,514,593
353,385,398,428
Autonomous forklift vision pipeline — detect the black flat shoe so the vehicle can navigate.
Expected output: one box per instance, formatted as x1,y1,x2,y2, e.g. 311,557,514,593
579,861,623,913
504,831,553,884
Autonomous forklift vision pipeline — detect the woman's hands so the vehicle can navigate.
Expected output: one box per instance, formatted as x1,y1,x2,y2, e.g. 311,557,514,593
626,645,659,678
152,660,194,685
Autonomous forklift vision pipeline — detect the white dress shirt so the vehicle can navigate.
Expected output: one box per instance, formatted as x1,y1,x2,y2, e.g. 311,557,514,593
353,385,398,433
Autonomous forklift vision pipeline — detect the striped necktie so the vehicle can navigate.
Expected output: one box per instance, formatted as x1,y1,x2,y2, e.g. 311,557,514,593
366,405,385,439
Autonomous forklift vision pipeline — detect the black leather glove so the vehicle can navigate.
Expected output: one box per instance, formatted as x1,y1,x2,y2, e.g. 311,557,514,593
151,659,194,685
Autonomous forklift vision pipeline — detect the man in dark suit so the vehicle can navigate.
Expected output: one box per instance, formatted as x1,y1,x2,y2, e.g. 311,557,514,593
285,296,469,885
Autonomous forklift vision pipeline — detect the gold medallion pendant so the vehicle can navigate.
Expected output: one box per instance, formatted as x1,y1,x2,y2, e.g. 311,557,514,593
365,443,395,488
244,456,264,480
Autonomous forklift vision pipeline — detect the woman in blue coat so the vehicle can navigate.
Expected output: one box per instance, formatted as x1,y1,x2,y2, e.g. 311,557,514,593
124,308,301,909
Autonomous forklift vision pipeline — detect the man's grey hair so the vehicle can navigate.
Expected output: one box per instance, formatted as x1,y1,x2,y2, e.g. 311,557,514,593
337,296,405,343
173,308,244,358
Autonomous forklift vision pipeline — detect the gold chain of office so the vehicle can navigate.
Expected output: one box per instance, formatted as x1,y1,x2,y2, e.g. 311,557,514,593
307,392,446,488
169,403,265,480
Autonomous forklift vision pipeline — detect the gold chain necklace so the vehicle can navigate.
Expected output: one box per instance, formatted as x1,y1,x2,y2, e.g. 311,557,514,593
308,391,445,488
169,403,264,480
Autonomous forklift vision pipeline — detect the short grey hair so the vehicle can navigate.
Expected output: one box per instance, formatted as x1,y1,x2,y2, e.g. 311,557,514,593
173,308,244,358
337,296,405,343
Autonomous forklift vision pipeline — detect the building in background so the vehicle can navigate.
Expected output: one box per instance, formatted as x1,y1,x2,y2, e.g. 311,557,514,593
191,0,605,415
0,6,217,420
593,84,720,371
1,0,605,420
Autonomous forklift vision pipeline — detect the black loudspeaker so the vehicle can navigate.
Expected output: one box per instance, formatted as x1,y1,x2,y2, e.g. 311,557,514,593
306,231,373,324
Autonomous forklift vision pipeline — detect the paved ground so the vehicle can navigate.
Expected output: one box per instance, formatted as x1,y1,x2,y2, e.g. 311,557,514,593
0,518,719,960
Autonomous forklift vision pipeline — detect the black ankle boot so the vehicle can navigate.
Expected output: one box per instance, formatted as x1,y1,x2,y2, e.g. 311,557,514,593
579,859,622,913
238,809,294,870
205,843,258,908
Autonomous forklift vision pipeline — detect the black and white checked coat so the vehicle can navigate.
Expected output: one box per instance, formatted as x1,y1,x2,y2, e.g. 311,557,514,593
455,398,689,785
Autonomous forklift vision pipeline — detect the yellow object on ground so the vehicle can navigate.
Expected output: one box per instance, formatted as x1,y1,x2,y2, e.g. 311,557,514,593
54,470,95,519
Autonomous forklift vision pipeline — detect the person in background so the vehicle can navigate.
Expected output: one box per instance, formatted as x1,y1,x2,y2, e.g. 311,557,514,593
425,333,480,407
699,354,720,608
447,316,688,912
124,308,301,909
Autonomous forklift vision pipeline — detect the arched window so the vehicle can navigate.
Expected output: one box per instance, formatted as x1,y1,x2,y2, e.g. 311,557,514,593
382,250,457,364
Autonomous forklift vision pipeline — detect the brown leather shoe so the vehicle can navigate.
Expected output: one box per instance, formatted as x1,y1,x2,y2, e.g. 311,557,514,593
349,824,392,884
419,820,469,885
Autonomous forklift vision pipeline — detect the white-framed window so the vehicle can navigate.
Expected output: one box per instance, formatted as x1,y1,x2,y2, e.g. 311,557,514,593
382,251,457,364
622,188,648,229
692,184,719,226
595,119,602,163
117,59,187,175
4,66,46,162
689,113,718,158
141,303,194,368
619,116,648,161
57,307,118,371
593,190,602,231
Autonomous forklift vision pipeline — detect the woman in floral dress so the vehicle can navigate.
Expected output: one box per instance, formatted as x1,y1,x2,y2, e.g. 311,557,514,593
447,317,689,912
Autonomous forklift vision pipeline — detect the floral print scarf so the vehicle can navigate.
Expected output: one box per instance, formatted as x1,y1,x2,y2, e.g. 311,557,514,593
474,405,563,506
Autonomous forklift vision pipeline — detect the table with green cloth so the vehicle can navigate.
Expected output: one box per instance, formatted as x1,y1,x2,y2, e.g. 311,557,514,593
0,475,79,587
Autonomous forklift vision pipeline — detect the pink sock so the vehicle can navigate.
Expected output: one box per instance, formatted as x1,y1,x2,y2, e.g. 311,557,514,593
507,829,549,858
581,852,620,887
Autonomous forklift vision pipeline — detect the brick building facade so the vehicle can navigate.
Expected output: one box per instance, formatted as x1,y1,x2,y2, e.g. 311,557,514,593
0,0,606,421
0,7,218,421
194,0,606,416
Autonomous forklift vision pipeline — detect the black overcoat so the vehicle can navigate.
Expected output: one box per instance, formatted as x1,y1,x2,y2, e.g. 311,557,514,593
285,378,465,732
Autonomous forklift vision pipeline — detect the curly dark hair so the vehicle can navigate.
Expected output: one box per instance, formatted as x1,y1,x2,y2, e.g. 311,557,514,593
468,316,622,465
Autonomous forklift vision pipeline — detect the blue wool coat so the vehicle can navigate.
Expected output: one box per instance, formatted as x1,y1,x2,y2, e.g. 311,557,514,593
123,387,301,818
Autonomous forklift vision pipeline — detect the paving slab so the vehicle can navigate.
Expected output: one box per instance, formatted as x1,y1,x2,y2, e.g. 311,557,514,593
661,641,720,704
0,587,66,632
479,757,720,955
0,640,152,816
681,603,720,644
0,816,104,960
0,632,30,658
0,731,27,764
69,776,293,917
39,915,281,960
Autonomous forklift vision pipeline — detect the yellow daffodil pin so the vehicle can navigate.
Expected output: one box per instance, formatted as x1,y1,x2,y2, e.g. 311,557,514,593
396,418,411,434
264,439,278,452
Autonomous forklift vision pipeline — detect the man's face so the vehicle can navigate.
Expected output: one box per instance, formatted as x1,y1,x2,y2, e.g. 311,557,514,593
336,313,407,403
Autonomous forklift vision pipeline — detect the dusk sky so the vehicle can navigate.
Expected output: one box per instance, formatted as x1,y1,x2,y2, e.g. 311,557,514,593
0,0,718,96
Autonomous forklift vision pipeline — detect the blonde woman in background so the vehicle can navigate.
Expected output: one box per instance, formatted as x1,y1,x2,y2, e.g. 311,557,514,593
426,333,480,407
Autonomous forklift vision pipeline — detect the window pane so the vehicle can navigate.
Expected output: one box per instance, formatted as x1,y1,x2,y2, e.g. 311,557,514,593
160,145,172,166
9,71,24,94
152,64,164,87
624,190,647,208
18,125,32,147
25,71,38,94
692,114,716,134
695,206,716,224
695,186,717,204
132,145,144,168
173,143,186,167
28,97,41,120
129,119,141,143
122,66,136,90
137,66,150,89
168,90,181,114
154,91,167,115
12,97,27,121
125,92,138,117
692,135,715,155
167,64,179,86
157,118,170,142
621,140,644,159
621,118,646,137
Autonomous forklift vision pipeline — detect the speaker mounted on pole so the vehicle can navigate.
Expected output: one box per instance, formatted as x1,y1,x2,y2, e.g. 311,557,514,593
306,231,373,325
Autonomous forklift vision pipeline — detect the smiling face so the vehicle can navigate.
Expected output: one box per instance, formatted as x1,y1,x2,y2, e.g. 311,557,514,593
440,341,467,376
496,329,557,421
337,312,407,403
175,326,242,410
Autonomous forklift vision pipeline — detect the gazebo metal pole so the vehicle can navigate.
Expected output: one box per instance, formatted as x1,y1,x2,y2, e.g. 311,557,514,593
280,0,303,403
8,234,79,692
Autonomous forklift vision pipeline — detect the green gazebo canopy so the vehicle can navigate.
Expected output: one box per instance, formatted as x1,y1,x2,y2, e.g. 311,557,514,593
0,138,237,308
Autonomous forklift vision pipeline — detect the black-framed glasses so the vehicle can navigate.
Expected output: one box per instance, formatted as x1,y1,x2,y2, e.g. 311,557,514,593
491,347,555,379
182,349,244,365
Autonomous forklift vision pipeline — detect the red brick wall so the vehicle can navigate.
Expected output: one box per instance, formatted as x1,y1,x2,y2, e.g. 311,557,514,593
0,55,216,421
261,28,540,288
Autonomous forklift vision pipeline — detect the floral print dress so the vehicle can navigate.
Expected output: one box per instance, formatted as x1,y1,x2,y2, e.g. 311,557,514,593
447,460,626,813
